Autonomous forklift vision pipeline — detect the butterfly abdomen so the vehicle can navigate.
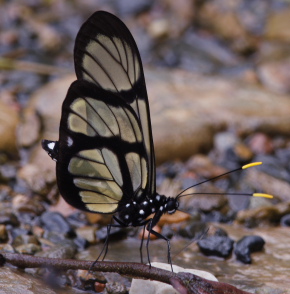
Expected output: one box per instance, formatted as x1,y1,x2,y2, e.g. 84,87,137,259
117,194,178,226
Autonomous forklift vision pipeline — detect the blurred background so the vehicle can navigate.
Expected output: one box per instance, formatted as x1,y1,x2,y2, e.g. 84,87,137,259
1,0,290,293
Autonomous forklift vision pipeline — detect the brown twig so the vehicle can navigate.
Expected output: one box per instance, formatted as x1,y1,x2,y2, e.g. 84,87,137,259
0,253,251,294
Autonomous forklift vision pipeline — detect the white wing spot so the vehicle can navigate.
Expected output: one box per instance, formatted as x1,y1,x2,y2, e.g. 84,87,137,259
48,142,55,150
126,203,130,208
156,195,160,201
67,136,73,147
152,208,155,212
160,206,163,211
125,215,129,219
143,201,148,206
139,210,145,215
133,202,136,205
150,199,153,203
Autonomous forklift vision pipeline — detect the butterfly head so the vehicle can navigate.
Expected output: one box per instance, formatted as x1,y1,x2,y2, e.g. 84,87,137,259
166,197,179,214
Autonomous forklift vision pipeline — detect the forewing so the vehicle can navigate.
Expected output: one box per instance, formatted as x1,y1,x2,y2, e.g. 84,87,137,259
74,11,155,196
57,81,149,213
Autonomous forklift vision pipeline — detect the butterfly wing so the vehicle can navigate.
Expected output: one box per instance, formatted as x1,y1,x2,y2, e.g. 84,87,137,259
43,11,156,214
74,11,156,197
56,80,149,213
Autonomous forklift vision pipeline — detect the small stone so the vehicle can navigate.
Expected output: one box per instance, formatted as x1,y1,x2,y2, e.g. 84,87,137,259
76,269,107,292
236,202,290,227
139,225,161,240
186,154,228,180
280,214,290,227
197,235,234,258
96,226,127,242
36,240,77,259
40,211,75,237
0,101,19,154
177,220,207,239
75,226,97,244
248,133,274,154
15,243,41,255
0,225,8,243
234,235,265,264
130,262,217,294
12,234,40,247
0,211,19,226
12,194,45,215
158,210,190,226
0,244,15,253
106,282,127,294
17,110,40,147
74,236,90,250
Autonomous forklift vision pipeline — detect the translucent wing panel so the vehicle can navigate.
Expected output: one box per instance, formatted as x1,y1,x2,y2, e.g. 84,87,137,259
68,97,142,144
82,36,140,92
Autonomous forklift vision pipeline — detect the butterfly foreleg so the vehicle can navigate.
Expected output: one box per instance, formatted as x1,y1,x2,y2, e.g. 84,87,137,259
138,218,151,264
146,212,173,272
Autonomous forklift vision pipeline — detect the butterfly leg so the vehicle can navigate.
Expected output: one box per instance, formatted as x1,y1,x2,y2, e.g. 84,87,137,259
138,219,151,264
90,217,127,271
146,212,174,272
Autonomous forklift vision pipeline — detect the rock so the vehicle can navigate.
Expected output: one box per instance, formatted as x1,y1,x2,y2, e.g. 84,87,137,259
130,262,217,294
15,243,42,255
265,9,290,41
0,225,8,243
75,226,97,244
0,244,15,253
197,0,258,53
197,235,234,258
236,202,290,227
158,210,190,226
0,211,19,226
186,154,228,180
36,240,77,259
106,282,127,294
248,133,274,154
234,235,265,264
18,109,41,147
12,194,45,215
244,168,290,203
96,226,127,242
0,267,57,294
76,269,107,292
182,192,228,213
257,59,290,94
177,220,207,239
73,236,89,250
12,234,40,247
0,101,19,154
40,211,75,237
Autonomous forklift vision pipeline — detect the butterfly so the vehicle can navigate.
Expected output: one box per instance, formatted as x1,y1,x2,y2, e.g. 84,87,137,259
42,10,272,270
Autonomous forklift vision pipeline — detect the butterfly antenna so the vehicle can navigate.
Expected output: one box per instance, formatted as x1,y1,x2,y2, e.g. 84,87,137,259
176,162,273,200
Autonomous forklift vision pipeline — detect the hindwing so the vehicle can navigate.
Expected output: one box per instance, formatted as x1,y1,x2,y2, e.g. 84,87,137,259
57,81,149,213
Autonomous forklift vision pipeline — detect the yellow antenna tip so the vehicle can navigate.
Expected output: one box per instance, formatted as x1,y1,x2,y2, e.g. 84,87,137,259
242,162,262,170
253,193,273,199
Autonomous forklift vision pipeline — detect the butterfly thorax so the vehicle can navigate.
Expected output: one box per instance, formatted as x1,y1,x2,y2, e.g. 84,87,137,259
117,195,179,227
